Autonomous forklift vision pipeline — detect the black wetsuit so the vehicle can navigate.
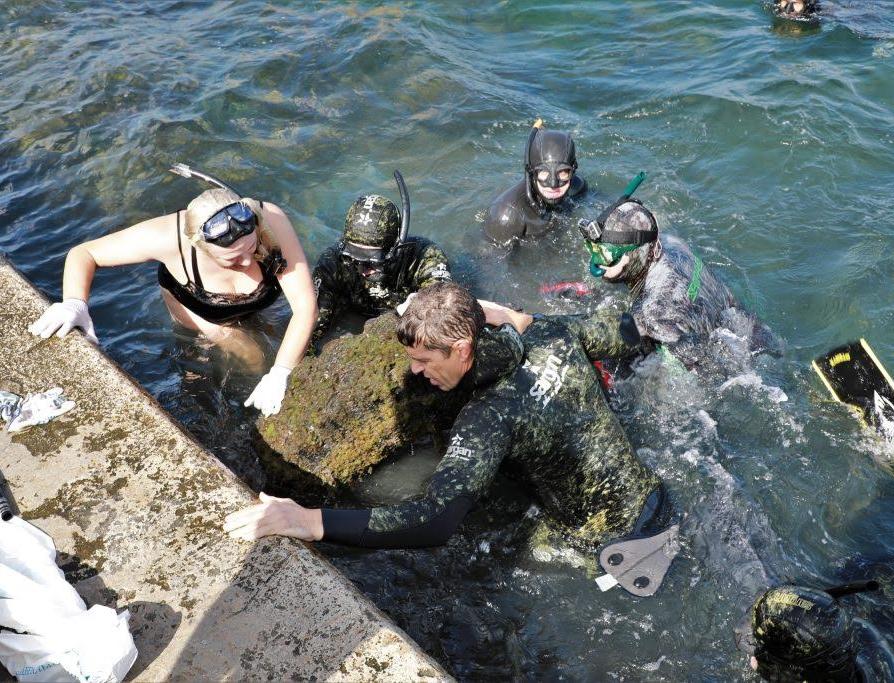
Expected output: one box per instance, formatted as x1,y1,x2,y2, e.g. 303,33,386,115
483,175,587,245
157,211,282,324
312,236,451,342
322,312,663,549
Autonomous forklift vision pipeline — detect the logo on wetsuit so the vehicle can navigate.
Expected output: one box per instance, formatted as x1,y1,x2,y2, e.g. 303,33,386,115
445,434,473,461
527,354,567,409
429,263,450,281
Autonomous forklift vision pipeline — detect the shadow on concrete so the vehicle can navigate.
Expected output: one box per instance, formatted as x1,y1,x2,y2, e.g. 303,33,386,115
166,540,443,681
59,558,182,680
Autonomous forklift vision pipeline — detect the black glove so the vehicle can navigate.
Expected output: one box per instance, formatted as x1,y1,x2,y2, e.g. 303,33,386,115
619,312,641,346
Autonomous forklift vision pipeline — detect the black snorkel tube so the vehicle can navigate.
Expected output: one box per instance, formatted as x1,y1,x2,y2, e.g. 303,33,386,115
524,119,544,209
169,162,243,196
389,169,411,259
825,580,880,599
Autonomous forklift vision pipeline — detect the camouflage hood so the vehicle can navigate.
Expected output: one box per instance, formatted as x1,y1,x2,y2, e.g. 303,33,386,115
465,324,526,390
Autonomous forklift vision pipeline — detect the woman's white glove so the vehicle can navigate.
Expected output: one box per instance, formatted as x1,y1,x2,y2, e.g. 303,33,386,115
28,298,98,344
244,365,292,416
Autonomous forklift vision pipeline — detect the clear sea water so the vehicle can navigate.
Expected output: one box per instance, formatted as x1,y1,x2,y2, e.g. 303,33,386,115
2,1,894,679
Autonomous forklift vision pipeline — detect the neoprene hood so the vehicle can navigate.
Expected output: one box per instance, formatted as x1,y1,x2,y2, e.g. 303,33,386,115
343,195,400,251
525,127,578,204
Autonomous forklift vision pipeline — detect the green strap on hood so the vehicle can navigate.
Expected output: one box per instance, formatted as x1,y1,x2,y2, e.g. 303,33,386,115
687,255,704,302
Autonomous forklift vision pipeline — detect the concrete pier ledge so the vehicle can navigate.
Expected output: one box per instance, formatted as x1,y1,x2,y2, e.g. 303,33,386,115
0,256,450,681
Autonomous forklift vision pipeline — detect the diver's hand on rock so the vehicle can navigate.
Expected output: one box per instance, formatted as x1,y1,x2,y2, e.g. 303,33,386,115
224,492,323,542
244,365,291,416
619,312,641,346
28,299,98,344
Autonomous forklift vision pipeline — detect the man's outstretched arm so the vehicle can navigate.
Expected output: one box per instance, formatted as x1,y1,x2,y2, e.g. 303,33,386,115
224,402,512,548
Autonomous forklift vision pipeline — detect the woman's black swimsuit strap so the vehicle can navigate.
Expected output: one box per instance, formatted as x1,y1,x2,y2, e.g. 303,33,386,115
157,210,282,324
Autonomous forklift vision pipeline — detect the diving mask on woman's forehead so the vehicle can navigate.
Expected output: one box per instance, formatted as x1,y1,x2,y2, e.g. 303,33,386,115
201,201,258,247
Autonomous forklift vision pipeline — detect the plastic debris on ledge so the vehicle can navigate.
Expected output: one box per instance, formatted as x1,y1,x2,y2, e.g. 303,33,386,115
0,388,75,433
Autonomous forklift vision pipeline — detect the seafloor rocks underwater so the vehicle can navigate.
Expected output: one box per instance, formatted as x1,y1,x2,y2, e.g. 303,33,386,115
256,313,471,497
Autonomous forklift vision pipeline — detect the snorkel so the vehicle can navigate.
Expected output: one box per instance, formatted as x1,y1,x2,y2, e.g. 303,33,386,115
524,119,544,209
169,162,241,196
579,172,653,277
824,580,880,598
389,169,411,260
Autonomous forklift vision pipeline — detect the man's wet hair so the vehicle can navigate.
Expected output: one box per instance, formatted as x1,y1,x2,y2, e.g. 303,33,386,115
396,282,485,355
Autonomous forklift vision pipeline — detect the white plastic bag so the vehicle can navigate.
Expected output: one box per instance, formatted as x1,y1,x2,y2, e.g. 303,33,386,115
0,517,138,682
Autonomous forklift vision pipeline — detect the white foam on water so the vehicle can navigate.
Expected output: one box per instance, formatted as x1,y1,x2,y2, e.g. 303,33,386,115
719,372,788,403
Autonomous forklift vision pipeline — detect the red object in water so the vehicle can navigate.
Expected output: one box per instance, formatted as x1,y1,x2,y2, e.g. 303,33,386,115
539,281,592,298
592,360,614,390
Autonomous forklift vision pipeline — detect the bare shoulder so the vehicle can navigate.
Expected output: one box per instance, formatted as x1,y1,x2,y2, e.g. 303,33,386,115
84,210,182,266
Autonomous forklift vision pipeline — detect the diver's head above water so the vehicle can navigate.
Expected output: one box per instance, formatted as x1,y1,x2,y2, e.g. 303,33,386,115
579,199,660,285
396,282,484,391
186,188,260,269
742,585,862,682
341,194,401,284
525,127,578,205
774,0,818,19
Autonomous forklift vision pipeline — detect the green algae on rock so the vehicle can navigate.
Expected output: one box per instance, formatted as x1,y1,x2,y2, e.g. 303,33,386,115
257,313,471,490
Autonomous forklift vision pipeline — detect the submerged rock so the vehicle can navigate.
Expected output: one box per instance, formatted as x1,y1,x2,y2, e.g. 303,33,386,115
257,313,470,496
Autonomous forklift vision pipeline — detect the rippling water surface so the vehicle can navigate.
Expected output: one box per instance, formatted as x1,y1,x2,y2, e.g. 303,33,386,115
3,1,894,679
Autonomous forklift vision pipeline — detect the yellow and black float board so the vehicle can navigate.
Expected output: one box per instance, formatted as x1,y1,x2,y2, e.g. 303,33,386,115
812,339,894,432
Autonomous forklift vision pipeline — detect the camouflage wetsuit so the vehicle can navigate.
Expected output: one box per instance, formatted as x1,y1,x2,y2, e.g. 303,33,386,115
632,235,776,368
322,311,663,549
312,236,451,342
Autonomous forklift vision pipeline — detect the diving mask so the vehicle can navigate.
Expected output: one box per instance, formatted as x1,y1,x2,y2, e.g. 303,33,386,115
534,163,574,189
341,241,387,266
202,202,258,247
586,242,640,277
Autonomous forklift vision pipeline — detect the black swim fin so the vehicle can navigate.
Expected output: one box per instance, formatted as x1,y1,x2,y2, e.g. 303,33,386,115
812,339,894,436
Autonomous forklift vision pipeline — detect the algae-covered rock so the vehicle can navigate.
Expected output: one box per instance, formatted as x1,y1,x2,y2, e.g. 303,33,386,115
257,313,470,493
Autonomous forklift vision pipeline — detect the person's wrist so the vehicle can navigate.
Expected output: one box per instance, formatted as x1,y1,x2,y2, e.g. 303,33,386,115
62,297,88,311
269,364,293,378
303,507,324,541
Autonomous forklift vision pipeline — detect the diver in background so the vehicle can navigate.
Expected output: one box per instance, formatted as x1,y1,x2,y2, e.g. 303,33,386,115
736,583,894,682
579,197,778,370
312,171,451,344
483,121,588,245
774,0,819,20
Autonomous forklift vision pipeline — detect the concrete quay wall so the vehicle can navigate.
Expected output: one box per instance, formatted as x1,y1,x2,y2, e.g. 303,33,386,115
0,256,449,681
